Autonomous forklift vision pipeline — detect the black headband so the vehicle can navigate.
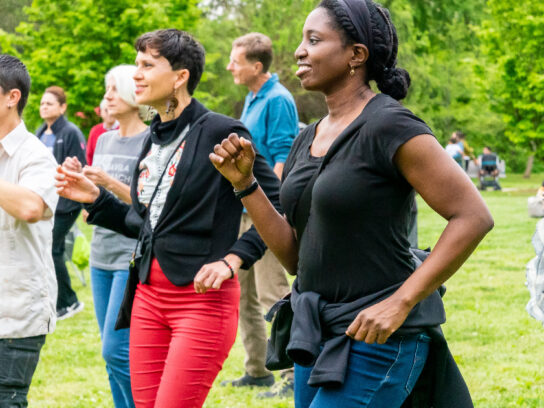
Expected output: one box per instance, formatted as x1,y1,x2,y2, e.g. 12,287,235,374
337,0,374,55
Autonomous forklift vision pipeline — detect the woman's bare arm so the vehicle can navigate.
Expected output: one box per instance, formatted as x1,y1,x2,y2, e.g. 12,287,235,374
346,134,494,344
210,133,299,274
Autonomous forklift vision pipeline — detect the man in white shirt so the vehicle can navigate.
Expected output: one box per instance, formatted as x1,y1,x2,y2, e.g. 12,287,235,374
0,54,58,406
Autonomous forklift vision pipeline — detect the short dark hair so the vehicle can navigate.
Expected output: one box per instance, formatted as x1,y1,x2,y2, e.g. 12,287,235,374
135,29,205,95
0,54,31,116
318,0,410,100
232,33,273,73
44,85,67,105
453,130,465,140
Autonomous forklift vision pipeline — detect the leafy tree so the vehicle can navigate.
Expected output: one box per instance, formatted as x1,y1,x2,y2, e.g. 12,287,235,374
478,0,544,176
195,0,322,123
0,0,32,33
5,0,200,133
196,0,505,167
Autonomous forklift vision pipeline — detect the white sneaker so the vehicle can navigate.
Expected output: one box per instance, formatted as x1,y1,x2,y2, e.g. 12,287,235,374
57,301,84,320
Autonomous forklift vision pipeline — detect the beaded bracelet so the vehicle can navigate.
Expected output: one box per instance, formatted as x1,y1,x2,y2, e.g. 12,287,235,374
220,258,235,279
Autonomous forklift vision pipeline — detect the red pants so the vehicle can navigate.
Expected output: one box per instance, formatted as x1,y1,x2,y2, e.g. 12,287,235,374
130,258,240,408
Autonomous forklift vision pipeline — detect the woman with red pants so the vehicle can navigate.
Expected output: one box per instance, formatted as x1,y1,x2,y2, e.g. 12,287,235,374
55,29,281,408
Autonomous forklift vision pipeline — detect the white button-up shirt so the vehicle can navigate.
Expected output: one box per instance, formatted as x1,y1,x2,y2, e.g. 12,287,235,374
0,121,59,338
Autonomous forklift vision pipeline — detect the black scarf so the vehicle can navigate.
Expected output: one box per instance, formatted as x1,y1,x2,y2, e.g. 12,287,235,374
149,98,196,145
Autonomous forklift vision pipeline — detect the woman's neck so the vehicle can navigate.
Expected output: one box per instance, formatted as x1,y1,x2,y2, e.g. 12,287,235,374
116,111,147,137
45,115,61,132
325,82,375,122
156,93,192,123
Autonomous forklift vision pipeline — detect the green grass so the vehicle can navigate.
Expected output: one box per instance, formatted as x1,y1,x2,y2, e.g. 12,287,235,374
28,173,544,407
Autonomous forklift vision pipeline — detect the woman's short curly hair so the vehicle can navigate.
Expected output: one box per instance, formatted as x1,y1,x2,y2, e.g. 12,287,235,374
135,29,205,95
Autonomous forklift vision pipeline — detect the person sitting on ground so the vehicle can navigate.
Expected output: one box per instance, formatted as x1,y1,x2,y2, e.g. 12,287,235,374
445,135,463,166
478,146,501,191
537,181,544,199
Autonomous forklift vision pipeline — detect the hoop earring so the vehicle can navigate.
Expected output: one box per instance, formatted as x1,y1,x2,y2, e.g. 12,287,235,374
350,67,355,76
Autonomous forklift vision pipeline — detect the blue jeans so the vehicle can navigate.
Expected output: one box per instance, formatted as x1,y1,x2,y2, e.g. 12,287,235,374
91,267,134,408
294,333,430,408
0,335,45,408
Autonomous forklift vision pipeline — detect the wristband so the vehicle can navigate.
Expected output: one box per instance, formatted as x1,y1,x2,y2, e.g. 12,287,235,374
233,179,258,199
220,258,235,279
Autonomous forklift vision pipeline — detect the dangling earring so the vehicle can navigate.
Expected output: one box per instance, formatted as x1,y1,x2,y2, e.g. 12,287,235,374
165,88,179,115
350,67,355,76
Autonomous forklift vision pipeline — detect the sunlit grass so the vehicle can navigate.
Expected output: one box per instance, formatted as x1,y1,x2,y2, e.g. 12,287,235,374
28,174,544,407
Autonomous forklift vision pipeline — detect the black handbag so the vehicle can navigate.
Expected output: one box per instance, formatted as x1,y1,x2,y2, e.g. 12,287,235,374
264,292,293,370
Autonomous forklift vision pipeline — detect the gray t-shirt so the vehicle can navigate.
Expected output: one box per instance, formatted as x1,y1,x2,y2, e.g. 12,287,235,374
90,129,148,270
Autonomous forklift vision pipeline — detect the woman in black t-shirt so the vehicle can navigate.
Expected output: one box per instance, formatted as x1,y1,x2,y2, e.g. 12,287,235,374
210,1,492,407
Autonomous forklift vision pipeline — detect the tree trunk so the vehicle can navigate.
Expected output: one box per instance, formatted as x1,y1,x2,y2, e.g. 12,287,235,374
524,155,534,178
524,141,538,179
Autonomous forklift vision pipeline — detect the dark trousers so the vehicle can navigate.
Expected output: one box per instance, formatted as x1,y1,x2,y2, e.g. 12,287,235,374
0,335,46,408
52,210,81,309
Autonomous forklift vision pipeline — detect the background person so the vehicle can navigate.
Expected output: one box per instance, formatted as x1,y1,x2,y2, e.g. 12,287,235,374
454,130,476,171
36,85,87,320
445,135,463,166
86,99,119,166
224,32,297,396
0,54,58,407
210,0,494,406
55,29,281,408
64,64,149,408
478,146,501,191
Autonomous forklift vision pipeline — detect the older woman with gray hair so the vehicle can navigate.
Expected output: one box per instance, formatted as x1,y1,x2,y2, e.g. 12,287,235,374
64,64,150,408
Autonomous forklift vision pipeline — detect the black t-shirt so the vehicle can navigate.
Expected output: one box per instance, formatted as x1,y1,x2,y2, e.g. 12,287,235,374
280,94,433,303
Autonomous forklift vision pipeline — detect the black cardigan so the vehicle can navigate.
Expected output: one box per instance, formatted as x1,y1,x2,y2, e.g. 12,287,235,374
85,99,281,287
36,115,86,214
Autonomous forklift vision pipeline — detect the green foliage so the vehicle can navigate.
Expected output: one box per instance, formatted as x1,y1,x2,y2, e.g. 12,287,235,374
195,0,322,122
478,0,544,168
8,0,200,133
0,0,32,33
195,0,507,166
1,0,539,170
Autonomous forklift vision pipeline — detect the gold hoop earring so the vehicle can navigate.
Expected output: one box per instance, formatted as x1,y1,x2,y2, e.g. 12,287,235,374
350,67,355,76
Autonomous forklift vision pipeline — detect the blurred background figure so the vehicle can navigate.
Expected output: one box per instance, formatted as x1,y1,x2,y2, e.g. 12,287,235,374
36,85,86,320
453,131,476,171
478,146,501,191
445,134,463,166
86,99,119,166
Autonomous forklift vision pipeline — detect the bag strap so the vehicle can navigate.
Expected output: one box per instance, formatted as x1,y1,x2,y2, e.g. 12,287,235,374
132,112,211,257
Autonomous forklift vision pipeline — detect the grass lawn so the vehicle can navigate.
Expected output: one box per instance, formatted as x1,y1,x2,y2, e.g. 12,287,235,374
28,173,544,407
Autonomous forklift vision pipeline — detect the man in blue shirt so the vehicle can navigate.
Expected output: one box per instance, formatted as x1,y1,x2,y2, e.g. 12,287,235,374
223,32,298,397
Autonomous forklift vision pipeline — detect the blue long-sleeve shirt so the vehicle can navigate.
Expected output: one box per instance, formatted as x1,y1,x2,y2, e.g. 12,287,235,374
240,73,299,168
